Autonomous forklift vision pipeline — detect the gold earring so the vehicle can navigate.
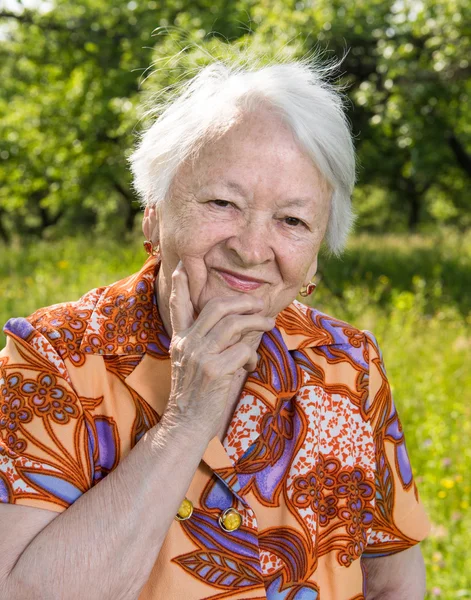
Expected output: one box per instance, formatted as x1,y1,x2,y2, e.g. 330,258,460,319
143,240,160,256
299,282,317,297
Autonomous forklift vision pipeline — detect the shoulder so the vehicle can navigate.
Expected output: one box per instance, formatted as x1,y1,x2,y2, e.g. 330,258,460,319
277,301,387,392
277,299,371,351
2,285,106,369
1,256,163,367
1,256,161,351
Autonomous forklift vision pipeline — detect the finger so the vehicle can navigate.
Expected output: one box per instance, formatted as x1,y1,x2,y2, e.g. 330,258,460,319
243,355,258,373
206,313,275,351
239,330,265,371
169,261,195,334
189,295,265,339
213,341,260,375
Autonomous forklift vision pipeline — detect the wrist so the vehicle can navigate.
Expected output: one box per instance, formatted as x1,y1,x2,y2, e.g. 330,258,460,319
159,409,215,447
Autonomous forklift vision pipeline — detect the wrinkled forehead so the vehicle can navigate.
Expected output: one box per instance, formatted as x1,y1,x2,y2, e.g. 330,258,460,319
171,106,332,202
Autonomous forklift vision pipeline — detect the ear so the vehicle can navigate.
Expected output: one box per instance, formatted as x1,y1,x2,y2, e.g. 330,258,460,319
142,205,160,241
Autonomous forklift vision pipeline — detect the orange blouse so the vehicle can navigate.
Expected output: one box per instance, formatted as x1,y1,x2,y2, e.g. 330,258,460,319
0,255,430,599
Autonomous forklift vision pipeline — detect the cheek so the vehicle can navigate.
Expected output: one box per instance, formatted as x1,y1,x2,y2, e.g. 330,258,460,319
171,210,232,258
170,227,229,307
279,249,315,287
184,260,209,310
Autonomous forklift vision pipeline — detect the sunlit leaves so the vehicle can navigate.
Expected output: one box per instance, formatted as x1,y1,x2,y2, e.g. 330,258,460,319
0,0,469,239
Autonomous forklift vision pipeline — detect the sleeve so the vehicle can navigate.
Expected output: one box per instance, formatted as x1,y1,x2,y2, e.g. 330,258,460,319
0,327,93,513
361,330,431,557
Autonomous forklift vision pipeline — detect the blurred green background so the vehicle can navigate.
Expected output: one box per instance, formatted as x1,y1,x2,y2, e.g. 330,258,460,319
0,1,470,598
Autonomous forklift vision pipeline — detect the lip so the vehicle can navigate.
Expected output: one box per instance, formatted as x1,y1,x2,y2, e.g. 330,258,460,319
214,268,266,291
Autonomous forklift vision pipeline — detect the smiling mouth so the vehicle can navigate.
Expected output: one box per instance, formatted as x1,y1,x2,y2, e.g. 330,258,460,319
214,269,266,291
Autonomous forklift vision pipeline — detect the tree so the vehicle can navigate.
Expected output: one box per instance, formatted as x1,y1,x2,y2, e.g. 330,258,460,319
0,0,254,239
0,0,469,241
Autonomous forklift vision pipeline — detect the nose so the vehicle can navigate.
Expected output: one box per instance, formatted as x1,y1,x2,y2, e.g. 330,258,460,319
224,220,274,267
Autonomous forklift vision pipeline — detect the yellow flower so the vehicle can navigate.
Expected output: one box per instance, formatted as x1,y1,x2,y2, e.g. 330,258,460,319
57,260,69,269
440,478,455,489
438,490,447,499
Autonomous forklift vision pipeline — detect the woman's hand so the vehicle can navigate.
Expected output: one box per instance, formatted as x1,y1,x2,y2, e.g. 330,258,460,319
162,261,275,440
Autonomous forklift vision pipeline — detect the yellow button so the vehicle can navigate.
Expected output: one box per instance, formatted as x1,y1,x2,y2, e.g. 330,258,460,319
219,508,242,532
175,498,193,521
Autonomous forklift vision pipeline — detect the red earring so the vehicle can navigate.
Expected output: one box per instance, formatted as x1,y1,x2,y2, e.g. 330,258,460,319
143,240,160,256
299,282,317,297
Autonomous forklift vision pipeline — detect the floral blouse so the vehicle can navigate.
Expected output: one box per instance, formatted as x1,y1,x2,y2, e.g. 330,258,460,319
0,255,430,599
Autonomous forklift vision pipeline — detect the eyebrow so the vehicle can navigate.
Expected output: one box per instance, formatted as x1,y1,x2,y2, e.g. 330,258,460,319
202,180,316,209
197,180,246,198
219,180,247,197
276,197,311,208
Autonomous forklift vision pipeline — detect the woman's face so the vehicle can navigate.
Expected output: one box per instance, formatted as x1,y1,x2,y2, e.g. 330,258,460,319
150,107,332,321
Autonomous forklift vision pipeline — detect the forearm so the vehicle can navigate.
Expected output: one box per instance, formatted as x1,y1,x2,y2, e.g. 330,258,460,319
5,416,210,600
368,594,421,600
368,592,425,600
363,545,426,600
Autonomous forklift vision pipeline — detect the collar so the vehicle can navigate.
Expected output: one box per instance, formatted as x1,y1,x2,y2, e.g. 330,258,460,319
79,255,170,357
78,255,365,474
79,255,354,356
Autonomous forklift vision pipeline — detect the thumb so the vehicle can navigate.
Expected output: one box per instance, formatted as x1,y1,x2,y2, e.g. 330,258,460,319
169,261,195,335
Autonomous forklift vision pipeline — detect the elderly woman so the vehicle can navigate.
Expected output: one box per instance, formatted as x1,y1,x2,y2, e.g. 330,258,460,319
0,60,429,600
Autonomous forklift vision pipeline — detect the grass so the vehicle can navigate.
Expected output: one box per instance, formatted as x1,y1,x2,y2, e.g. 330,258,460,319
1,230,470,598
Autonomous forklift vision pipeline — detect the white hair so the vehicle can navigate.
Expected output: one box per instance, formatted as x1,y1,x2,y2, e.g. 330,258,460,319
128,57,357,255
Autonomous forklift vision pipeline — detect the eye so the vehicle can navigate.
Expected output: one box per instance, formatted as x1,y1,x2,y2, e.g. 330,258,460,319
283,216,305,227
211,200,233,208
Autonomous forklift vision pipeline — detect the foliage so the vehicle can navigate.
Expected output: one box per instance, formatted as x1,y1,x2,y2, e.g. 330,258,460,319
0,0,470,240
0,0,254,238
0,231,470,599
